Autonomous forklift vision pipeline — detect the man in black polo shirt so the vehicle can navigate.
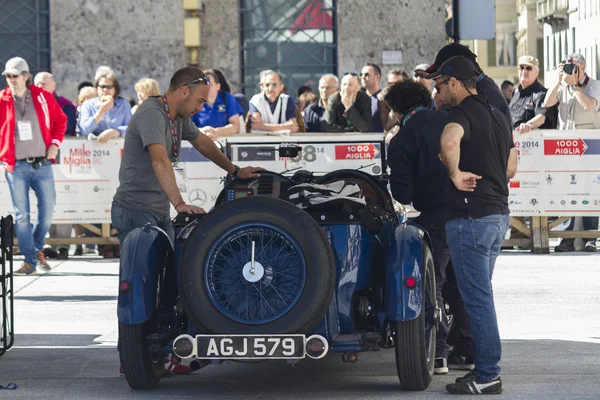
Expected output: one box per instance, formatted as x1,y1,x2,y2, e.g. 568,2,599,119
384,80,451,375
429,56,517,395
510,56,553,132
425,43,512,371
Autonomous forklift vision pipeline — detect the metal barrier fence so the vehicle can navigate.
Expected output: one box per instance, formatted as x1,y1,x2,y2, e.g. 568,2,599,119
2,130,600,254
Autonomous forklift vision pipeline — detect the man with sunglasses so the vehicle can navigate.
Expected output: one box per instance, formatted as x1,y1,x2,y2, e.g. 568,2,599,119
431,56,516,395
112,67,261,247
360,63,385,132
509,56,553,134
248,71,299,133
0,57,67,275
544,53,600,253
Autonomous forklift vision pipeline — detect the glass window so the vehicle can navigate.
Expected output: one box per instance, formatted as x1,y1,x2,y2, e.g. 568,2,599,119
239,0,337,98
0,0,51,90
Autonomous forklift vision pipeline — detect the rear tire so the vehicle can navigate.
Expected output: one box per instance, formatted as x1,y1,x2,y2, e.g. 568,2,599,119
119,318,166,390
394,243,436,391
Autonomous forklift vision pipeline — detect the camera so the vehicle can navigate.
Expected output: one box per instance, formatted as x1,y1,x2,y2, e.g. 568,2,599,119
563,63,577,75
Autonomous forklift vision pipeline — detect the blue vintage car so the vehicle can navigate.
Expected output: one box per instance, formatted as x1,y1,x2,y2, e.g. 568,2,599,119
117,140,437,391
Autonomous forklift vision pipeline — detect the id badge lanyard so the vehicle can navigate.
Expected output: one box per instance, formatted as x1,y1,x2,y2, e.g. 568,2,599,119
14,91,33,141
162,96,188,192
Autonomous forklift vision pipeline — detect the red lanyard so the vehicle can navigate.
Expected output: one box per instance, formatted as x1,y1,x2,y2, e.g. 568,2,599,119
162,96,179,163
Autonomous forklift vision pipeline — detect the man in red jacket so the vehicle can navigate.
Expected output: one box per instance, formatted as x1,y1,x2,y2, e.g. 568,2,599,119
1,57,67,274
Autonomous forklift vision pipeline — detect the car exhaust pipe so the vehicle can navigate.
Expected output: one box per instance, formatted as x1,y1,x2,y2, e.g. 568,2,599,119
305,335,329,360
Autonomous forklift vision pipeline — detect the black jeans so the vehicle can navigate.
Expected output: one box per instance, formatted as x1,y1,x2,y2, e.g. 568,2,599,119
416,212,452,359
559,217,599,245
444,260,474,357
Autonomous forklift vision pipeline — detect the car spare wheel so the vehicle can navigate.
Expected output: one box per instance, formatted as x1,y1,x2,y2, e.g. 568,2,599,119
178,196,335,334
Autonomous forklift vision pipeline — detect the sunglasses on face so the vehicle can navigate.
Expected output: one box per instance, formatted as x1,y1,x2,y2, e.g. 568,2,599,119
5,74,20,79
435,78,451,87
519,65,533,71
98,84,114,89
360,72,370,77
263,83,279,88
185,76,210,86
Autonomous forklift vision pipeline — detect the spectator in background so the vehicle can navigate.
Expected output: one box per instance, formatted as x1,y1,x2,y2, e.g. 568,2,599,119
388,68,409,84
248,71,299,133
1,57,67,274
132,77,160,114
324,73,372,133
501,80,515,103
75,86,97,135
34,72,77,137
303,73,338,133
191,69,244,139
79,72,131,143
360,63,384,132
213,68,249,117
510,56,552,133
298,91,318,113
35,72,78,260
545,53,600,253
413,63,434,93
297,84,313,108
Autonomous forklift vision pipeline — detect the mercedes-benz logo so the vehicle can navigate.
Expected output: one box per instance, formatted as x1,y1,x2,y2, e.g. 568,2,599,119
188,189,207,206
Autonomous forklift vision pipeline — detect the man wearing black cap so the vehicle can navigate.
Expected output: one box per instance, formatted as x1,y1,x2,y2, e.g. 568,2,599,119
429,55,516,395
426,43,512,126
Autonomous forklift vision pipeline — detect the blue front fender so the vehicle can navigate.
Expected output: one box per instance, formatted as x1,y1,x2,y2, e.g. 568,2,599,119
117,224,173,325
385,223,427,322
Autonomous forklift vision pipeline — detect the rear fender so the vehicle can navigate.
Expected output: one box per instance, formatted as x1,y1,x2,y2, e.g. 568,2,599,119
385,223,427,322
117,224,173,325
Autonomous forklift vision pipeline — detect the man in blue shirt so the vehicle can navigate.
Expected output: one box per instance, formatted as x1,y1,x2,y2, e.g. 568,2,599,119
190,70,244,139
303,74,339,133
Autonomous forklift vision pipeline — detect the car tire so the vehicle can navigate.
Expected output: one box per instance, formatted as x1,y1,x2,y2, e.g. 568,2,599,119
178,196,335,334
394,242,436,391
119,317,166,389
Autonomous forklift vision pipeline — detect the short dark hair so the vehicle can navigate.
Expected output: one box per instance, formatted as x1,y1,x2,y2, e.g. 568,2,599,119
297,85,313,98
212,69,231,93
77,81,93,92
168,66,208,91
462,77,477,90
364,62,382,76
384,80,431,114
501,80,514,90
94,73,121,98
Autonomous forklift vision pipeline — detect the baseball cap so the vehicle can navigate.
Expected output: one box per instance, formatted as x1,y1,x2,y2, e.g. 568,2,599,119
518,55,539,68
423,56,479,81
413,63,430,73
2,57,29,76
425,43,477,74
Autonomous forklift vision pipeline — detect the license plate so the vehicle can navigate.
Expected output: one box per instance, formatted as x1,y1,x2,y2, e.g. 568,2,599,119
195,334,305,359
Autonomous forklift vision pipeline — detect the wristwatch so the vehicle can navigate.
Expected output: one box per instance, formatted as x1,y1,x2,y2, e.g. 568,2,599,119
232,165,240,176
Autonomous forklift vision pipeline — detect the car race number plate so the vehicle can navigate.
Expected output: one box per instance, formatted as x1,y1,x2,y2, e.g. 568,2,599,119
196,334,305,359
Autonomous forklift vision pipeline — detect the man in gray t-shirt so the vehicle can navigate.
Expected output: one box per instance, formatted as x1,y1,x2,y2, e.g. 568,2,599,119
112,67,261,245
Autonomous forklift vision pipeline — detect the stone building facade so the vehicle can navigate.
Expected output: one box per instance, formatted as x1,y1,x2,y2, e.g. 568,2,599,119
46,0,445,101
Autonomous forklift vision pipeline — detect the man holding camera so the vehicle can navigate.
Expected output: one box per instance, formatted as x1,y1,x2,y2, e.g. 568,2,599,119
544,54,600,252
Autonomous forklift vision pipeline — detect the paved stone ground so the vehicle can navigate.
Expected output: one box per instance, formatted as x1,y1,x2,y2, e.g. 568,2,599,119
1,251,599,399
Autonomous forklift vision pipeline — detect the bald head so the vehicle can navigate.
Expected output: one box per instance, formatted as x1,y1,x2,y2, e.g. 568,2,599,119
34,72,56,93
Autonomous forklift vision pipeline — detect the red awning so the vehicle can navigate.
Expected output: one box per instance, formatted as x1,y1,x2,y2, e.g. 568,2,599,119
290,0,333,34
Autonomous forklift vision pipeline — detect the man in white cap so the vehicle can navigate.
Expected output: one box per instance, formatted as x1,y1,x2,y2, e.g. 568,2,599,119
413,63,434,93
509,55,552,133
0,57,67,274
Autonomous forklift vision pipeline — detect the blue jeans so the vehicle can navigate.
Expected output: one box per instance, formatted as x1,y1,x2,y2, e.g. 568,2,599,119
110,202,174,247
445,214,509,382
5,161,56,267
